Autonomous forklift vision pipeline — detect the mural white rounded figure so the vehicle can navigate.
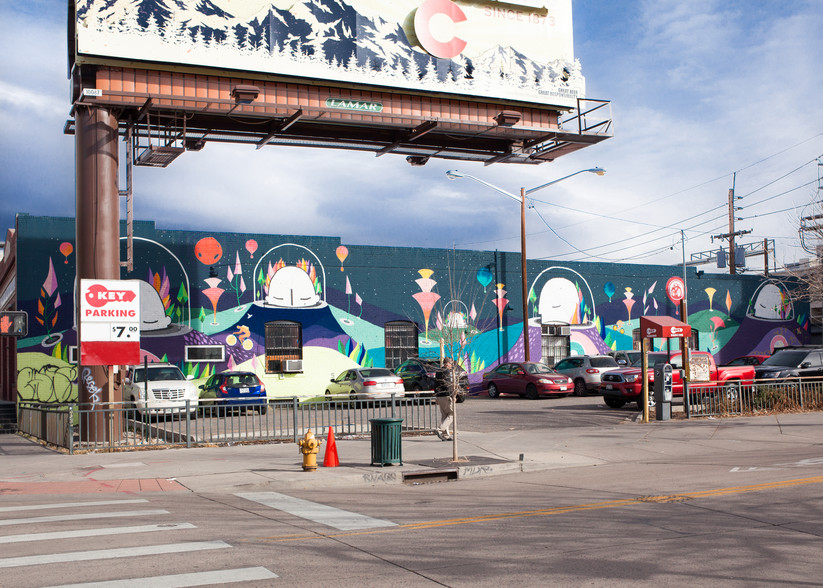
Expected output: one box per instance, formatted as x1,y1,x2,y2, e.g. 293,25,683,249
265,266,320,308
139,280,172,331
446,311,467,328
539,277,579,325
750,282,792,320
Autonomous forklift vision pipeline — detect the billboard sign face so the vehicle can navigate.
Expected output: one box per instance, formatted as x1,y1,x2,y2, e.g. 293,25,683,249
74,0,584,108
79,279,140,366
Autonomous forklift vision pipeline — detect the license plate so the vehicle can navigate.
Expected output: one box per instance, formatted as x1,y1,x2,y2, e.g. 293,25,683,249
559,386,567,391
605,384,613,390
380,382,392,388
240,387,249,394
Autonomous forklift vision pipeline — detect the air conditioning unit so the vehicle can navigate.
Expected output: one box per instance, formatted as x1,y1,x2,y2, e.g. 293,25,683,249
283,360,303,373
559,325,571,336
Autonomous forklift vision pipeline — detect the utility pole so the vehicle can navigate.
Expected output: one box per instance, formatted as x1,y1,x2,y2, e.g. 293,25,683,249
713,173,751,275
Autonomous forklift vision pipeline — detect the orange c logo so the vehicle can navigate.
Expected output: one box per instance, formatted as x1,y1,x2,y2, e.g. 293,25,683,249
414,0,467,59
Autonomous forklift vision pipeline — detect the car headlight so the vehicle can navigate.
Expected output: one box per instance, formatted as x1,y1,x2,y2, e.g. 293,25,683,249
624,375,639,383
537,378,551,384
759,371,781,379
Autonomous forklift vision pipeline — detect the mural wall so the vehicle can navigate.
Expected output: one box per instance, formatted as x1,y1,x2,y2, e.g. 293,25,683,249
12,215,809,403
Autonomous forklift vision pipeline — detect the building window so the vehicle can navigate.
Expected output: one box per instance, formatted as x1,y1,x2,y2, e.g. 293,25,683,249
384,321,418,369
265,321,302,373
185,345,225,363
541,324,570,367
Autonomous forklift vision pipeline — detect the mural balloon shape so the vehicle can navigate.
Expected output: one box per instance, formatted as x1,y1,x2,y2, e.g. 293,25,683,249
476,267,493,292
195,237,223,265
336,245,348,272
245,239,258,258
59,242,73,264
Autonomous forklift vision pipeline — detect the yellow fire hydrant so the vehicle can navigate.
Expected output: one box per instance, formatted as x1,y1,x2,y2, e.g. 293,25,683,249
298,429,322,472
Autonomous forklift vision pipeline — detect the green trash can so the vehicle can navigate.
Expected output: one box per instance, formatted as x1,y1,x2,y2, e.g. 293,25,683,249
370,417,403,466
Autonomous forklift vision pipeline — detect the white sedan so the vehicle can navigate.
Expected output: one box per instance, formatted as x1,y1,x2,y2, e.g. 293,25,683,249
325,368,406,400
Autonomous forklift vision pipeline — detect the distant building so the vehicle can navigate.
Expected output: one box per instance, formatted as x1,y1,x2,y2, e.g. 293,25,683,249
2,214,810,404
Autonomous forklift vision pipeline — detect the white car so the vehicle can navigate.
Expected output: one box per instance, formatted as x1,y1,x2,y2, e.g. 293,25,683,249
124,363,199,416
325,368,406,400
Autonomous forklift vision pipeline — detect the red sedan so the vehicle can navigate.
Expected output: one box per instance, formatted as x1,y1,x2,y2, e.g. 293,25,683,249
482,362,573,399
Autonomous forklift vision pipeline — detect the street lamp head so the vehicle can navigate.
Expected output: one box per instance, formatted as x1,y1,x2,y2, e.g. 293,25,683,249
588,167,606,176
445,170,464,180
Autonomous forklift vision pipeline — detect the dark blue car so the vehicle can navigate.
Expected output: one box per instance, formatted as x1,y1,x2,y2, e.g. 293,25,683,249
199,371,268,414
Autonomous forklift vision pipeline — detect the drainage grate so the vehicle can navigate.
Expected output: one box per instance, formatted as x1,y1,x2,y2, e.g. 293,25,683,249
403,468,459,484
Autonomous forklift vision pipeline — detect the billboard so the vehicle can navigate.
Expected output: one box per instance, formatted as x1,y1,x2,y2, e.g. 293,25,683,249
74,0,584,109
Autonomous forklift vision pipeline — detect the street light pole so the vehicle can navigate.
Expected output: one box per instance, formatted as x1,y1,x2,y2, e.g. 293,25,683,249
446,167,605,363
520,186,529,360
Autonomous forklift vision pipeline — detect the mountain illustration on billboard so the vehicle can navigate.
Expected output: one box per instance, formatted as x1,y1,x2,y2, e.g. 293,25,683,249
76,0,585,108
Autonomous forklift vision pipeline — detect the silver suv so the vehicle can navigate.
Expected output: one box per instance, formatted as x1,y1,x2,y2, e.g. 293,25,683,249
553,355,619,396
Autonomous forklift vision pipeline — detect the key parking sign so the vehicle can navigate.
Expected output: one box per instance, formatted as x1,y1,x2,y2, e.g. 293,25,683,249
80,279,140,365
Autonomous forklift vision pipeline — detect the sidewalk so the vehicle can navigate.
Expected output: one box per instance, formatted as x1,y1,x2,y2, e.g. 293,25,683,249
0,411,820,495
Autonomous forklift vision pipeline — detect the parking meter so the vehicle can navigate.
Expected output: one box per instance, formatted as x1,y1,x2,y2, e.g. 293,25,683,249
653,363,673,421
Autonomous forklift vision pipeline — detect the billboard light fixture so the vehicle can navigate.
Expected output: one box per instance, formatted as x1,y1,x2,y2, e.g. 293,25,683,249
494,111,522,127
231,85,260,104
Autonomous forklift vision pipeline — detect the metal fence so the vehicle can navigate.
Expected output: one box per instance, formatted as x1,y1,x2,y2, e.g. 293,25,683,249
685,380,823,418
18,394,440,453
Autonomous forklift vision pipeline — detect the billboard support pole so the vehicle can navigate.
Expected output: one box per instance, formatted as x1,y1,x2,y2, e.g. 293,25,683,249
76,105,121,443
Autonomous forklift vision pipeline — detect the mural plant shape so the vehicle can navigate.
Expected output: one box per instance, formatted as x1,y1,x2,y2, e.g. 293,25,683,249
476,266,493,293
493,283,508,332
705,287,717,311
725,290,733,314
623,287,635,321
226,251,247,306
37,258,61,336
202,277,225,326
412,269,440,341
709,316,725,351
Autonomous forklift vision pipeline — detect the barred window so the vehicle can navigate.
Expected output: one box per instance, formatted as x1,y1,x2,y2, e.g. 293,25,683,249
265,321,302,373
384,321,418,369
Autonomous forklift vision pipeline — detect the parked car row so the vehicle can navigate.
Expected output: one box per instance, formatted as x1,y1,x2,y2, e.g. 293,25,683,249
123,346,817,417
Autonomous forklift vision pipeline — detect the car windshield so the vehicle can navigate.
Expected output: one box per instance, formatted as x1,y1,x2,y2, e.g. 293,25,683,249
590,357,618,368
360,369,392,378
524,363,553,374
226,374,259,386
761,350,809,367
630,354,680,368
133,366,185,382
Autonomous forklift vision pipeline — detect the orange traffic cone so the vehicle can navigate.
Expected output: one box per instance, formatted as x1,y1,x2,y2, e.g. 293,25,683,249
323,426,339,467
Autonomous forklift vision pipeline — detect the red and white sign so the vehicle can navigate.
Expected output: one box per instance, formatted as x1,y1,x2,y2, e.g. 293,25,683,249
640,316,692,339
666,277,686,304
80,279,140,366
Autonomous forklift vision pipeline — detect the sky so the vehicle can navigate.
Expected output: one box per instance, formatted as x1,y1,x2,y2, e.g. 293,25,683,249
1,0,822,275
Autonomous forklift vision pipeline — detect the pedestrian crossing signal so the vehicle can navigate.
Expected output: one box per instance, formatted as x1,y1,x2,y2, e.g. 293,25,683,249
0,311,28,337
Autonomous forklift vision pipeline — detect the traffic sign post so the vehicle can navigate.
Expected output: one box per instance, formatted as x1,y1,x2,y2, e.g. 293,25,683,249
79,280,140,366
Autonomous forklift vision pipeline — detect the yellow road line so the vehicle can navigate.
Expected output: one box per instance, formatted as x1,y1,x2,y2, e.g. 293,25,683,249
253,474,823,543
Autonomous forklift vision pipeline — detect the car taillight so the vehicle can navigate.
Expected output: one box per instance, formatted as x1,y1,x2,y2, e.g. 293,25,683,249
426,372,437,377
586,369,599,374
395,378,403,385
363,380,377,387
218,383,229,395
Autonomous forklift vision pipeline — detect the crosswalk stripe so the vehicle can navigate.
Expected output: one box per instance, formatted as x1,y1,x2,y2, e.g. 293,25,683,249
0,523,196,544
45,566,279,587
0,509,168,527
0,540,231,568
236,491,396,531
0,500,149,513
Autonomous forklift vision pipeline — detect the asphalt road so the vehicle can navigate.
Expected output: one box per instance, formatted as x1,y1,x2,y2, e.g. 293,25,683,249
1,398,821,587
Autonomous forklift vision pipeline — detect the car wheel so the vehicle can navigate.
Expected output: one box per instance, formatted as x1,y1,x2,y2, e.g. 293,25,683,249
574,379,586,396
525,384,539,400
257,404,268,415
604,397,626,409
456,393,466,403
487,383,500,398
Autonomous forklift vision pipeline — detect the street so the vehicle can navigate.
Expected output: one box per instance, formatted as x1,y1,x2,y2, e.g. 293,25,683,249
0,397,821,587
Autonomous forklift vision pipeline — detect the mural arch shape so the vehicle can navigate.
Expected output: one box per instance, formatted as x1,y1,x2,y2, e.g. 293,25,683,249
529,266,597,326
253,243,327,306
